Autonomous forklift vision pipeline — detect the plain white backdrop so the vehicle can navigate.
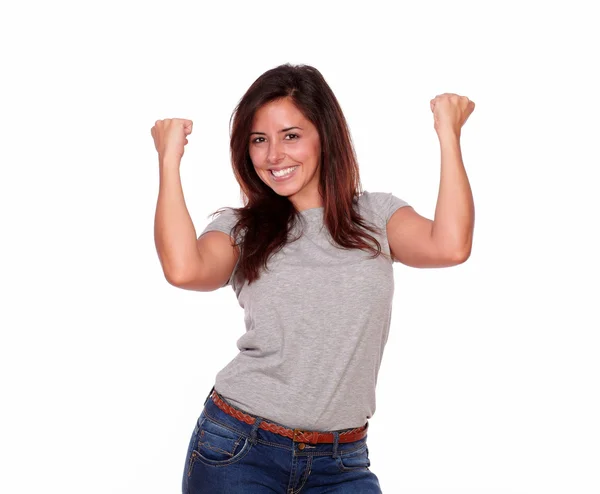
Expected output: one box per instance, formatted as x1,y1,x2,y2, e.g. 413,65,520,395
1,1,599,493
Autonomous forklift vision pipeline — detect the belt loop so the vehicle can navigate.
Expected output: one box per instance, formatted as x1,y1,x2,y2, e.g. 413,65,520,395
249,415,262,445
204,385,215,406
332,431,340,458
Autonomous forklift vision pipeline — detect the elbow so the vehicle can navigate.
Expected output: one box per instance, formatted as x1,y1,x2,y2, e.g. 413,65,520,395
452,232,473,264
164,269,189,287
453,250,470,264
451,244,472,264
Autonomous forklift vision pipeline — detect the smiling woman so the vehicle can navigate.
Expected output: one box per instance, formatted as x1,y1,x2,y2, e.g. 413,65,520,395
248,99,322,205
151,62,475,494
220,64,395,287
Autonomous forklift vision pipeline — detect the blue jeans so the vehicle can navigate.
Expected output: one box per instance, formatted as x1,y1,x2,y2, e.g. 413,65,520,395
182,387,382,493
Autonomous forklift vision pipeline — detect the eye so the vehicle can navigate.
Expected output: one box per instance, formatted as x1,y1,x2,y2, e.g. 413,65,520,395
251,134,299,144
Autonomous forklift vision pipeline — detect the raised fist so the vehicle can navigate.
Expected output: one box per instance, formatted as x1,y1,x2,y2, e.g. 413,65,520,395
430,94,475,137
151,118,193,161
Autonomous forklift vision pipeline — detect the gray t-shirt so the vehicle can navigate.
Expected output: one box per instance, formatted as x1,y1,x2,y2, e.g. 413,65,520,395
199,190,410,431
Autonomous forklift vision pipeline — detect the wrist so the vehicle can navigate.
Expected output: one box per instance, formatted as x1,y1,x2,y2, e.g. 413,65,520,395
436,128,461,142
159,154,182,168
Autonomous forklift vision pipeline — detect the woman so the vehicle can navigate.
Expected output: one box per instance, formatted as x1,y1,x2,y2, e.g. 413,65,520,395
152,63,475,493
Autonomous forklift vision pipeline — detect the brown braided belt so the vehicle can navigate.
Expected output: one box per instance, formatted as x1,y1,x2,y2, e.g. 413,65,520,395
210,389,368,444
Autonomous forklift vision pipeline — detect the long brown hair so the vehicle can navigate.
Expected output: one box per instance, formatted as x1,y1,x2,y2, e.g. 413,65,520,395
210,63,390,285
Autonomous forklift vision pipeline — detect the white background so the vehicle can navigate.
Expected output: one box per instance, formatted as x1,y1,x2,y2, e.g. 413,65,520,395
1,1,599,493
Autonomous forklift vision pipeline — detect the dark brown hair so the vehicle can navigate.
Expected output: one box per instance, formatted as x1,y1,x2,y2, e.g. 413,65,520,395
210,63,390,285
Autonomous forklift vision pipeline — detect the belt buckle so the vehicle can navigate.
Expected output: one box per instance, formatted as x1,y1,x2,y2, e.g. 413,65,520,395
293,428,307,443
293,428,319,444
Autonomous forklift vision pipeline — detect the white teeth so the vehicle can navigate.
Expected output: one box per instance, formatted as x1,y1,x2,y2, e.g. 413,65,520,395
271,166,298,177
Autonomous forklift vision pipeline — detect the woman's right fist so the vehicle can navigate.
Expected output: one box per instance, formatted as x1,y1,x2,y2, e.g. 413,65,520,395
151,118,193,161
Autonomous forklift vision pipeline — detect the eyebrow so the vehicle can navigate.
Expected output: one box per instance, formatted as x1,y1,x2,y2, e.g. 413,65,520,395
249,126,303,136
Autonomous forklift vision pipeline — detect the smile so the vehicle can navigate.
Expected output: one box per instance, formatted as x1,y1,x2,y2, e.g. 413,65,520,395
270,165,299,182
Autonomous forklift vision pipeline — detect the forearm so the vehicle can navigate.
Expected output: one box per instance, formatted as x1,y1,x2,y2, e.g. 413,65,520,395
431,131,475,258
154,158,200,282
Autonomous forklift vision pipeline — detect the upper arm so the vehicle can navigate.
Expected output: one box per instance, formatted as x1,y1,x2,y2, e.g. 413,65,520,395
171,231,240,291
386,206,465,268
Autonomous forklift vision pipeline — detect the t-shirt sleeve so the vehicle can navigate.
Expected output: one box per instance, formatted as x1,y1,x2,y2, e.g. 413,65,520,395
362,191,411,264
365,191,411,225
198,207,241,288
199,207,239,239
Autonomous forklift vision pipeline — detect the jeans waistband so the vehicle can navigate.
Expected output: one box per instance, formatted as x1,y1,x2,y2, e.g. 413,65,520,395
200,385,369,454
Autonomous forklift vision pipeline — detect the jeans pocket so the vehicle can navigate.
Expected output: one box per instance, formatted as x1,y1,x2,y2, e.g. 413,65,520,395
336,443,371,472
188,416,252,472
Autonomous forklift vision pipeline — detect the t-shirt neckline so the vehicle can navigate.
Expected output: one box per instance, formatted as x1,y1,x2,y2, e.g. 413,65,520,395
299,207,324,215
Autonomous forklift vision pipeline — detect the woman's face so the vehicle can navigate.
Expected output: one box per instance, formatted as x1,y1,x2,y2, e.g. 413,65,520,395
249,98,322,210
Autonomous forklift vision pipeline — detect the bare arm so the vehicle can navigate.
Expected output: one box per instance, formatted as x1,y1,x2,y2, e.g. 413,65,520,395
430,132,474,257
388,95,475,267
387,134,474,267
152,118,238,291
154,158,202,285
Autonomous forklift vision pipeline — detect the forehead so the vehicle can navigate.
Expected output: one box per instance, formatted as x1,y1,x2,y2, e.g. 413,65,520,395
252,98,307,125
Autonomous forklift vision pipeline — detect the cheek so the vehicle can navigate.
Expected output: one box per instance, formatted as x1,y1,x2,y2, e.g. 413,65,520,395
249,148,264,167
293,142,319,165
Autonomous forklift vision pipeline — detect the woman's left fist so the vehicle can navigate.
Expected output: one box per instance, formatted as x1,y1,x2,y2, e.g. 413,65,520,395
430,93,475,137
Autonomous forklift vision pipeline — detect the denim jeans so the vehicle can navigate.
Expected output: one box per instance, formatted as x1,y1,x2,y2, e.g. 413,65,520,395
182,387,382,493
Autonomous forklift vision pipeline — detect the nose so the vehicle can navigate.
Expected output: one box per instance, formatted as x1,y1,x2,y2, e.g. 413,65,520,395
267,140,285,165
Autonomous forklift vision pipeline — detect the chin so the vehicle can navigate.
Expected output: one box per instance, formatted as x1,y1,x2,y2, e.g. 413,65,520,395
270,186,300,197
